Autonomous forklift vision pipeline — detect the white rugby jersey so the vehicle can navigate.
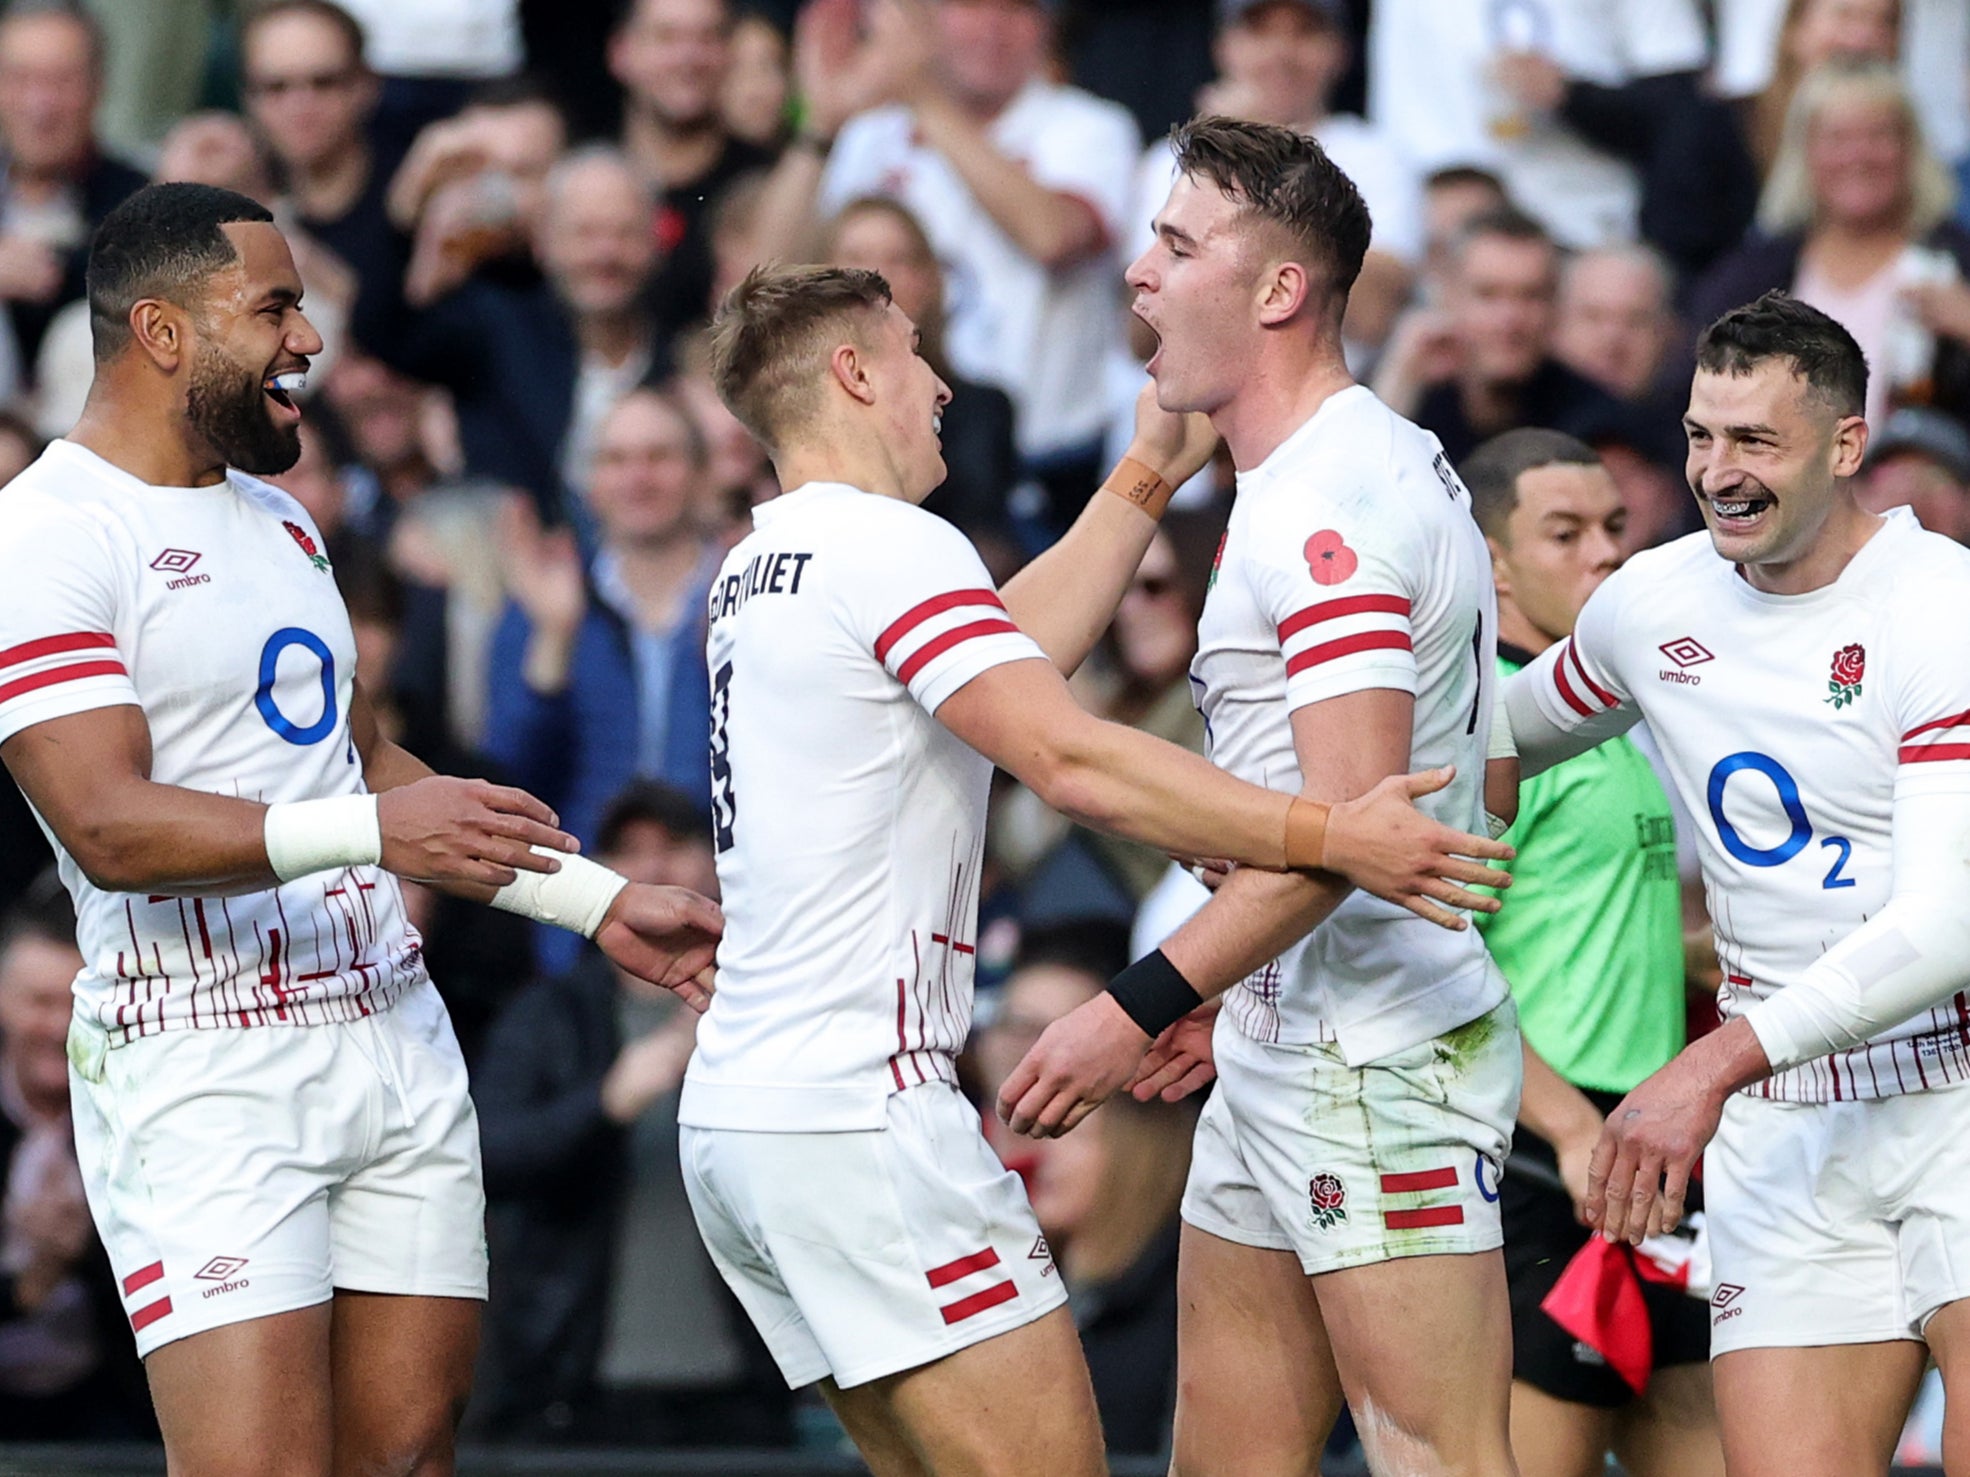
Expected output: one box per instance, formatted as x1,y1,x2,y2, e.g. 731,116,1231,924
0,441,424,1045
679,483,1046,1133
1516,509,1970,1103
1195,385,1507,1062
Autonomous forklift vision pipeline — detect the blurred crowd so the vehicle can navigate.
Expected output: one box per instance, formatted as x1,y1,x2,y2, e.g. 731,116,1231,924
2,0,1969,1460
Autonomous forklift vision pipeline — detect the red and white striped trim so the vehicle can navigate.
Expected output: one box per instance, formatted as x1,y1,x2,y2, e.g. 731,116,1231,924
120,1259,173,1333
874,589,1020,687
0,630,127,707
1277,594,1412,679
1379,1165,1465,1230
924,1246,1018,1325
1550,635,1619,719
1899,707,1970,765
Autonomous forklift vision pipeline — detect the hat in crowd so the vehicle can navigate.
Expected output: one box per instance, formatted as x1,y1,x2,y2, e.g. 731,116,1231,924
1218,0,1347,29
1866,407,1970,482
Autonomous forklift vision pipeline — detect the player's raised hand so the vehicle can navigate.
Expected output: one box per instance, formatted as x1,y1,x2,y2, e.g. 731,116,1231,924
1129,999,1219,1102
377,776,577,887
1126,381,1219,488
1320,767,1514,929
998,992,1150,1139
595,883,724,1011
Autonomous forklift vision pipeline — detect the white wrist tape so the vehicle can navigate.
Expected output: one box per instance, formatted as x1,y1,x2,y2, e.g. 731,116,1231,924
489,848,628,938
264,795,383,882
1487,693,1518,763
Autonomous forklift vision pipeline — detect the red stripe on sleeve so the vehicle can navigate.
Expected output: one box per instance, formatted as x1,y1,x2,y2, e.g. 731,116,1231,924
874,589,1005,662
1383,1205,1465,1230
894,618,1021,686
1900,743,1970,764
1283,629,1412,677
121,1260,164,1297
939,1280,1019,1325
0,659,129,707
1567,638,1619,708
1903,708,1970,742
925,1246,1001,1288
1379,1166,1459,1194
1277,594,1411,642
0,631,116,669
1551,652,1595,718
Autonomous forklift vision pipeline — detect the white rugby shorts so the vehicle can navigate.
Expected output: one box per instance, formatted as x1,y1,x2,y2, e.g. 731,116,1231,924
1182,998,1519,1275
1705,1080,1970,1356
680,1081,1067,1389
68,979,487,1358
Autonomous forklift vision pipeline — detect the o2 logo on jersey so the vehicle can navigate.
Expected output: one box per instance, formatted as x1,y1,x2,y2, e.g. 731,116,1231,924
255,627,338,745
1706,751,1855,889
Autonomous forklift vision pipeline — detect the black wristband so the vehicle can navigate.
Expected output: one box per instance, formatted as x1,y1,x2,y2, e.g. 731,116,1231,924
1106,949,1205,1038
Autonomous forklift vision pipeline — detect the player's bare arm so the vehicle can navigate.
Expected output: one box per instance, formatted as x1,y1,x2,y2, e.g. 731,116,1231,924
998,384,1217,674
997,688,1494,1136
349,682,722,1008
0,698,574,896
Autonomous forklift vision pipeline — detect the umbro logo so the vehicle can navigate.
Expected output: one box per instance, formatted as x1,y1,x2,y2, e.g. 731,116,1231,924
195,1256,248,1281
150,548,211,591
1712,1282,1745,1323
1658,636,1712,687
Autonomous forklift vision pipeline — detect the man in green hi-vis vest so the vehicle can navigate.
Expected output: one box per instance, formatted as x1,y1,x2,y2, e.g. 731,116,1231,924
1464,428,1722,1477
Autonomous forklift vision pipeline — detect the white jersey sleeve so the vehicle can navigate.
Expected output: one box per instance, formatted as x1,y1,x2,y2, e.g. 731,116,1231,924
0,502,141,745
840,513,1045,714
1508,568,1643,774
1243,496,1420,711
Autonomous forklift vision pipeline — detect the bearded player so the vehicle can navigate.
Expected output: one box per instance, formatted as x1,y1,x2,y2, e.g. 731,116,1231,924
1512,293,1970,1476
1001,118,1523,1475
0,183,722,1475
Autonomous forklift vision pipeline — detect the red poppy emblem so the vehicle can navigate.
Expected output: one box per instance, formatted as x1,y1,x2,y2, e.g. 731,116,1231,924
1304,529,1358,586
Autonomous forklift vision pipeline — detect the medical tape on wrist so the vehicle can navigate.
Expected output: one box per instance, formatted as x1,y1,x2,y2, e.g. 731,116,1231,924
264,795,383,882
489,848,629,938
1282,796,1330,870
1101,457,1175,519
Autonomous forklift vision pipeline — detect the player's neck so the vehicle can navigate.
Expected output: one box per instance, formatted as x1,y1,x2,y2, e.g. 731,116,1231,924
68,393,228,488
773,431,911,504
1494,597,1554,659
1739,494,1885,597
1213,347,1355,470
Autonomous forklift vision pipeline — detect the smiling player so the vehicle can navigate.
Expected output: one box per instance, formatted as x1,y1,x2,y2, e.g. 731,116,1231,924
1508,291,1970,1476
0,183,724,1476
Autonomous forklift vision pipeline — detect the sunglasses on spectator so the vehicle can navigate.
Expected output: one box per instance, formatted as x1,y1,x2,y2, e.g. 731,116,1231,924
247,68,360,99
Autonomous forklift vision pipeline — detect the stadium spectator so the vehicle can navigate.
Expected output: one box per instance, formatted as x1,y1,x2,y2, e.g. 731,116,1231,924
483,387,719,889
241,0,405,303
821,195,1019,556
1553,245,1678,404
1690,60,1970,433
0,875,152,1440
474,781,793,1447
1859,404,1970,542
365,145,663,532
1130,0,1422,354
320,347,444,543
720,10,792,150
1366,0,1715,254
1420,164,1511,299
0,1,143,384
386,481,514,757
973,922,1192,1458
611,0,779,340
758,0,1141,528
660,334,778,538
1462,429,1719,1477
1376,207,1636,464
1728,0,1899,173
331,0,524,165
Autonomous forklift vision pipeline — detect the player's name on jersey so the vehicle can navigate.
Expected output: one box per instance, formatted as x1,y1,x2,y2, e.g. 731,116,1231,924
709,549,816,622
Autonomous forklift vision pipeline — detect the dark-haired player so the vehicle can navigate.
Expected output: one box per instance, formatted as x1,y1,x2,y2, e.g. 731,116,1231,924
1517,291,1970,1475
681,259,1513,1475
0,182,722,1473
1001,116,1524,1475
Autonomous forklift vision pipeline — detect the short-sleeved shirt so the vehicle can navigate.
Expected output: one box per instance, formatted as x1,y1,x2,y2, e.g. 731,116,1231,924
1192,385,1507,1063
0,441,425,1044
679,483,1047,1133
1476,651,1683,1095
819,82,1141,458
1512,510,1970,1102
